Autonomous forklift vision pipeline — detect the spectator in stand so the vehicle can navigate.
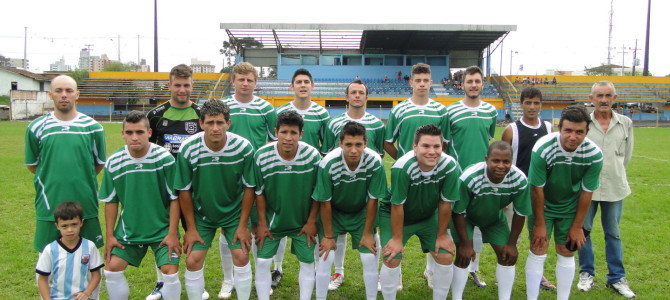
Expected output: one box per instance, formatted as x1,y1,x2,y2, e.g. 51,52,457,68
551,77,557,85
384,75,389,83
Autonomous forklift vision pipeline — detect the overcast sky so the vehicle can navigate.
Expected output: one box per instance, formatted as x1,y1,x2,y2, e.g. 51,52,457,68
1,0,668,76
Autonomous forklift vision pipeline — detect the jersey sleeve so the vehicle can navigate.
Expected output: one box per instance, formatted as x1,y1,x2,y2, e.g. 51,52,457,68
528,150,547,187
253,152,265,195
512,177,532,217
321,121,336,155
163,157,178,200
35,245,53,275
319,113,331,153
173,150,194,191
24,126,40,165
373,126,385,156
88,242,104,271
311,162,333,202
440,161,461,202
93,124,107,165
147,109,160,143
390,166,409,205
488,112,497,140
452,177,471,214
384,110,399,143
368,158,389,200
242,144,256,188
98,165,118,203
581,155,604,192
443,110,452,143
265,108,278,141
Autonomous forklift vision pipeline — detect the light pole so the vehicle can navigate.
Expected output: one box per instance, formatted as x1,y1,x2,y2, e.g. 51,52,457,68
510,50,518,75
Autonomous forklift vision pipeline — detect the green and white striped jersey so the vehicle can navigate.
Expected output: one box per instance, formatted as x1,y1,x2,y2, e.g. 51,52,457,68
276,101,330,151
454,162,532,227
25,112,106,221
174,132,256,227
384,98,448,157
312,147,388,217
254,141,321,235
220,95,277,150
380,151,461,225
322,112,385,155
99,143,177,244
445,100,497,169
528,132,603,217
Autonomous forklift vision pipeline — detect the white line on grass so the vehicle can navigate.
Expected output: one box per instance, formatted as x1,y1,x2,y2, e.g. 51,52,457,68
634,155,669,163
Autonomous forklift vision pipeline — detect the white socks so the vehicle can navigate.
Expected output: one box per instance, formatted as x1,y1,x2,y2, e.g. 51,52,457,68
316,250,335,300
525,251,547,300
161,272,181,300
471,227,483,272
255,258,272,300
298,262,315,300
273,237,287,273
425,253,435,273
380,264,400,300
496,264,515,300
375,232,382,270
219,235,234,282
556,254,575,300
155,263,164,282
450,265,469,300
334,234,347,275
185,268,205,300
360,253,378,300
104,270,129,300
432,262,453,300
234,262,252,300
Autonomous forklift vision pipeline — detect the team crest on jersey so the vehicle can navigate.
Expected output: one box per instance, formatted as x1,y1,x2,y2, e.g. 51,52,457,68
285,165,292,171
240,108,247,113
471,111,477,116
564,156,573,163
135,163,143,169
185,122,198,134
81,254,90,265
418,109,425,115
162,120,169,126
491,187,498,193
61,125,70,131
212,157,220,162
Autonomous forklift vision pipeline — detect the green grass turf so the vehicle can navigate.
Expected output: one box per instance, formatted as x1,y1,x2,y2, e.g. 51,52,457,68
1,121,668,299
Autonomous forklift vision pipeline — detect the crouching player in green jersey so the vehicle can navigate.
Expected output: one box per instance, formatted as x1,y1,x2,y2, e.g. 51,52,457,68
253,110,322,300
380,124,461,300
175,99,256,300
450,141,531,300
100,111,182,300
313,121,388,300
525,105,603,300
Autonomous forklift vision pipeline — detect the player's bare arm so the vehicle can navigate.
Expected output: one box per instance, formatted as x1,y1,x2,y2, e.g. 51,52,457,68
298,199,319,247
359,198,378,254
254,194,274,250
452,212,473,268
530,186,548,253
233,187,255,255
501,125,513,145
74,269,100,300
383,204,404,263
178,190,204,256
95,164,104,175
435,200,455,255
383,141,398,160
26,165,37,174
566,190,593,251
501,213,526,265
104,202,124,263
160,199,182,260
318,201,335,259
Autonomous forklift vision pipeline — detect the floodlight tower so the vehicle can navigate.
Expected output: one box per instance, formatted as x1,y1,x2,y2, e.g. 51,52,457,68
607,0,614,65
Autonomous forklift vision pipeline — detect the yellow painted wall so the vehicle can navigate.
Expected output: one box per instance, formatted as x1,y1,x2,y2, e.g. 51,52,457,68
88,71,228,81
504,75,670,84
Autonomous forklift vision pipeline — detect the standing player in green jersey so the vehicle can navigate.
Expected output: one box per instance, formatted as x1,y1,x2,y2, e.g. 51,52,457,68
176,99,255,300
218,62,277,298
320,80,385,291
384,63,448,160
100,111,182,300
444,65,497,287
253,110,321,300
450,141,531,300
313,122,388,300
25,75,107,254
147,64,202,157
524,105,603,300
379,124,461,300
272,68,329,286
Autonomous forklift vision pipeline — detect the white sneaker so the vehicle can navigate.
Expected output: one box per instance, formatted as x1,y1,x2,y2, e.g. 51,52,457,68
202,290,210,300
608,278,636,298
146,282,163,300
423,270,434,289
577,272,594,292
218,280,234,299
328,273,344,290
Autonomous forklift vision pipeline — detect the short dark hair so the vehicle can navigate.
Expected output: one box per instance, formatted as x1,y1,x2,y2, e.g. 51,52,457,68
54,201,83,222
291,68,313,84
200,99,230,122
487,140,513,156
520,87,543,103
345,79,368,96
340,121,367,142
559,104,591,128
169,64,192,81
463,65,483,79
413,124,442,145
123,110,150,129
276,110,304,132
411,63,431,77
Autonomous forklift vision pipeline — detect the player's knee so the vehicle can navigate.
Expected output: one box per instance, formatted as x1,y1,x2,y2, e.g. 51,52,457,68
555,244,574,257
433,251,453,265
383,258,401,268
231,248,250,266
104,256,128,272
159,263,179,275
185,252,206,271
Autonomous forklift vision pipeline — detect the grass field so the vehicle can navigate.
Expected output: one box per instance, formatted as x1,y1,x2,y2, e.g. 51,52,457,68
1,121,669,299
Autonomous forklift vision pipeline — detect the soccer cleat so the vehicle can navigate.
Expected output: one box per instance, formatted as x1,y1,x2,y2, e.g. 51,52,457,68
607,278,636,298
217,280,234,299
271,270,283,289
202,290,210,300
328,273,345,290
470,271,487,288
423,270,434,289
577,272,594,292
145,282,164,300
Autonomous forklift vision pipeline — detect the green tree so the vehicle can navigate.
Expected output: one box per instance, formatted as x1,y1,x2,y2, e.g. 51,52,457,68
585,64,615,76
66,69,89,85
103,61,134,72
220,37,264,68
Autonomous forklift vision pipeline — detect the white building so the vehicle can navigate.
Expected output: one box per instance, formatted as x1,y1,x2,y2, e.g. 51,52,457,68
49,58,71,71
9,58,29,69
190,58,216,73
0,66,51,96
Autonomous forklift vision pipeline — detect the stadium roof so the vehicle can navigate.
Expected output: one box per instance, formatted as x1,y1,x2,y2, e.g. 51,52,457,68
220,23,516,53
